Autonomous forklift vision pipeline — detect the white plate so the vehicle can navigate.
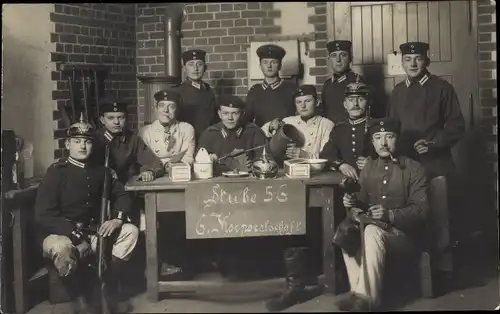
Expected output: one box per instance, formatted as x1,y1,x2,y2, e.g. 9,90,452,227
222,171,250,178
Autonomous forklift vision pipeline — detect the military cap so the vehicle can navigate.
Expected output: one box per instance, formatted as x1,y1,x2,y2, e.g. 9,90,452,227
100,101,127,114
327,40,352,55
345,77,371,97
154,89,182,104
293,85,317,99
256,44,286,61
182,49,206,64
399,41,429,56
218,96,245,110
66,113,95,139
369,118,400,136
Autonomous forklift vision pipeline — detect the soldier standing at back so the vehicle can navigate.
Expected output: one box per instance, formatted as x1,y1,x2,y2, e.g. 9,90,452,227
388,41,465,291
319,40,364,124
172,49,219,140
245,44,297,128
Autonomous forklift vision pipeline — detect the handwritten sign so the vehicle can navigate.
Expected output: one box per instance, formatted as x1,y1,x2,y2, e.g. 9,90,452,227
185,180,306,239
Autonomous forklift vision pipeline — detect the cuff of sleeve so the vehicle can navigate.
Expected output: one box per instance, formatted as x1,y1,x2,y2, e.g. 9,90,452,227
333,161,345,169
69,229,84,245
115,211,131,222
388,210,395,224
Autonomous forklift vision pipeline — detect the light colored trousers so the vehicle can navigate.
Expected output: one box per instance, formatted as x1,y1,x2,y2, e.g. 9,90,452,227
342,224,412,307
42,223,139,276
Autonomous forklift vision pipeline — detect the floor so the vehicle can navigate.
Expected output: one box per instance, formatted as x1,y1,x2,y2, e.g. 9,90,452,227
27,253,500,313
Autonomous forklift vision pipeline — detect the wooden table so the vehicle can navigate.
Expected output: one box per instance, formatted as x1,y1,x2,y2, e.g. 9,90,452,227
126,171,343,302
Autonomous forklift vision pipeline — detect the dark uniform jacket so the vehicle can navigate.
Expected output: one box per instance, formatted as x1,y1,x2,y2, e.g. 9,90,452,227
197,122,267,174
172,79,219,140
320,71,362,123
93,128,164,184
320,117,373,169
356,156,429,244
245,79,297,127
388,73,465,178
34,157,132,242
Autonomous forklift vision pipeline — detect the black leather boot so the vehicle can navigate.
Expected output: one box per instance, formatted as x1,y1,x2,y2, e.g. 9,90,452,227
60,270,93,314
104,257,133,314
266,247,307,312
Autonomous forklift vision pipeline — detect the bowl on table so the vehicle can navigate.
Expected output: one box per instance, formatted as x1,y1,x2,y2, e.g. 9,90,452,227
304,158,328,173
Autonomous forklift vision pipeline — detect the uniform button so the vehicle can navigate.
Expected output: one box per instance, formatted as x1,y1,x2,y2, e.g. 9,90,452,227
86,201,89,205
382,195,387,199
384,166,388,170
310,133,314,136
88,193,91,196
155,150,159,153
88,185,90,188
308,143,312,146
352,134,355,138
352,141,356,145
352,127,355,131
352,148,356,152
383,180,387,184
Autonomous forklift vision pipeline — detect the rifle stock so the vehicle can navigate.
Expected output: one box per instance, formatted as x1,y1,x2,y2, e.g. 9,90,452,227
97,145,112,314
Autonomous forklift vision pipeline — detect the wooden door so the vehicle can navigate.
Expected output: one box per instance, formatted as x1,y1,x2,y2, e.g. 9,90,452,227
328,2,497,245
327,1,478,123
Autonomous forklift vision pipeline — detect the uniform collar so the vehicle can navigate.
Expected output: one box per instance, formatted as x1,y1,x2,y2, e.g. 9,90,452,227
103,129,126,143
67,156,87,168
153,120,178,134
221,125,243,139
332,70,351,83
348,116,367,126
405,72,430,88
262,78,283,90
297,115,319,125
185,79,205,90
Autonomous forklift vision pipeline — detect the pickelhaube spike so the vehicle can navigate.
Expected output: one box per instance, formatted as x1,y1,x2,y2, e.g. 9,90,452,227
66,112,95,139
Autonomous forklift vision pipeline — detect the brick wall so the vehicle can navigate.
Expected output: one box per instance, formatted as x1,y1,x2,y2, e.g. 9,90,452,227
135,2,328,125
50,3,137,159
477,0,498,210
306,2,328,92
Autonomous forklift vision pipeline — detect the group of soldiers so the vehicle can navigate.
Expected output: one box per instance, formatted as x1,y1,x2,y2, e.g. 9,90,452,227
34,38,465,314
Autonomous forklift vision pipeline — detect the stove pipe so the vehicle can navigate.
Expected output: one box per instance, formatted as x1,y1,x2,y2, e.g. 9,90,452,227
137,4,186,126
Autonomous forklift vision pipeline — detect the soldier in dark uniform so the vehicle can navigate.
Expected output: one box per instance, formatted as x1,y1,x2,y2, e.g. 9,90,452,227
172,49,219,140
388,42,465,286
198,96,267,174
337,118,429,311
245,44,297,128
320,79,374,180
319,40,364,123
93,101,164,185
34,115,138,314
197,96,268,277
388,42,465,179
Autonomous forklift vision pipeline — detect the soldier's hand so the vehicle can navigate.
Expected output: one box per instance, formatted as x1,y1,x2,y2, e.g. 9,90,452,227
356,157,368,171
76,240,92,259
368,204,389,221
209,154,218,162
268,118,283,134
414,139,430,155
139,171,155,182
285,143,301,159
98,219,123,238
343,193,357,208
339,163,359,181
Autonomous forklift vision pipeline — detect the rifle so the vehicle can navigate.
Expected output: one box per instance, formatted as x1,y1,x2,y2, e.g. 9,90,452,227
97,145,112,314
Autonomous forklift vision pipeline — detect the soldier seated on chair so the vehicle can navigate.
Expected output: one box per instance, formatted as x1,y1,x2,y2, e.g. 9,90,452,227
261,84,334,162
335,118,429,312
34,115,139,314
140,89,196,280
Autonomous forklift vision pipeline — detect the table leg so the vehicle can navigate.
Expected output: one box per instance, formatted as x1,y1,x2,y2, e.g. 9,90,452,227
320,186,336,295
12,207,28,314
144,193,159,302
